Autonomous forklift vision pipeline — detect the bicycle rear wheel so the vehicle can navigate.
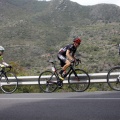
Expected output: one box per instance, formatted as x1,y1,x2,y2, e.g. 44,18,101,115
107,66,120,91
68,69,90,92
38,71,58,93
0,72,18,94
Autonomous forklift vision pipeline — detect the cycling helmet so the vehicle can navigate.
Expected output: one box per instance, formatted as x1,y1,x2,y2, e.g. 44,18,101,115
73,37,81,45
0,46,5,51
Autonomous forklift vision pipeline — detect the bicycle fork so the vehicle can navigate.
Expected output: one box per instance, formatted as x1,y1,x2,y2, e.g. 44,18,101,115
0,73,9,83
72,69,80,81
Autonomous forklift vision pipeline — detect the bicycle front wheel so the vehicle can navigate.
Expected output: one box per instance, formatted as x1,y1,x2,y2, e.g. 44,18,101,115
68,69,90,92
38,71,58,93
107,66,120,91
0,72,18,94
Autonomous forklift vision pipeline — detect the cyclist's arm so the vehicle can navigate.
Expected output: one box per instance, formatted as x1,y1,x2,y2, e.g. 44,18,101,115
66,50,74,62
2,62,9,66
0,57,9,67
0,56,4,67
72,50,76,59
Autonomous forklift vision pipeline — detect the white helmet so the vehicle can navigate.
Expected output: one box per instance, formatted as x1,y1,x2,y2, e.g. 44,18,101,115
0,46,5,51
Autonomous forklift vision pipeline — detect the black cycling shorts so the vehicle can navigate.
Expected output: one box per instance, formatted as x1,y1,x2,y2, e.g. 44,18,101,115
57,54,66,67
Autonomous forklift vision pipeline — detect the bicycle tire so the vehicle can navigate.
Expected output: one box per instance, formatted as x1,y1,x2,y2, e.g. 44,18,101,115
0,72,18,94
68,69,90,92
107,66,120,91
38,71,58,93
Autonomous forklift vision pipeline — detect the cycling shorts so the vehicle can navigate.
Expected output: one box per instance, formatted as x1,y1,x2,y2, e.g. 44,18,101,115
57,54,66,67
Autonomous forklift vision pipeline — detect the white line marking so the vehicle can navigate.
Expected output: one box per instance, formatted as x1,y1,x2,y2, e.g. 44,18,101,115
0,98,120,100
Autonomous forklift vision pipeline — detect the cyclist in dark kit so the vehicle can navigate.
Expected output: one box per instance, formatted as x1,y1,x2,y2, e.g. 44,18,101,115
57,37,82,81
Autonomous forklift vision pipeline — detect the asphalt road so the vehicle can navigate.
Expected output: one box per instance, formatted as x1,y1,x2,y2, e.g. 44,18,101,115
0,91,120,120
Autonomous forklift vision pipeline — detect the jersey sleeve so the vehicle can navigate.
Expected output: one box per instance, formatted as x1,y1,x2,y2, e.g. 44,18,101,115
68,44,76,55
0,56,3,61
67,44,73,51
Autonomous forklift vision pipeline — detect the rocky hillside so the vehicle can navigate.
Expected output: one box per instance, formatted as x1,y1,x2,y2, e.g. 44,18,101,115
0,0,120,74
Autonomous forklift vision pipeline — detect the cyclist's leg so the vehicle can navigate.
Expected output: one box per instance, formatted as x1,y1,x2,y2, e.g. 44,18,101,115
57,54,66,66
57,54,67,80
62,59,71,71
58,54,71,72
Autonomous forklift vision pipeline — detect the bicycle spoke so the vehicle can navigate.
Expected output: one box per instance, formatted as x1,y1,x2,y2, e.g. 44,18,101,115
68,69,90,92
0,72,18,94
38,71,58,93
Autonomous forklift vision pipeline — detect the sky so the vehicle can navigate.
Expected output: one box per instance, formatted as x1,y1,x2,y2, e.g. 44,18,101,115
42,0,120,6
71,0,120,6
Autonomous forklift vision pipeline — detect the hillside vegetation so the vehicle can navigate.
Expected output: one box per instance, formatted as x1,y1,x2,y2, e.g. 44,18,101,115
0,0,120,74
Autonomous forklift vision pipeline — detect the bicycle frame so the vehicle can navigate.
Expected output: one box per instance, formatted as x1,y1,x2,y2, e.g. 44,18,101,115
0,68,6,80
38,59,90,92
0,67,10,85
0,67,11,80
50,61,79,82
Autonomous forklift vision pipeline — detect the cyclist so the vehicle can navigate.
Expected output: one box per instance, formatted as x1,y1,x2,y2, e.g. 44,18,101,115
57,37,81,81
0,46,9,68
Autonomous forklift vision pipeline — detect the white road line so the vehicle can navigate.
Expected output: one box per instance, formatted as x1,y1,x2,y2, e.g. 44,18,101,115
0,98,120,100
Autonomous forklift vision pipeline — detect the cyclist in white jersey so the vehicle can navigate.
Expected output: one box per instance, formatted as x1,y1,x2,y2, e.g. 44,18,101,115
0,46,9,68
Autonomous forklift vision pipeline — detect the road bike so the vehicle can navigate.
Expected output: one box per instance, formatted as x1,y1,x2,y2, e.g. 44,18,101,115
0,66,18,94
107,66,120,91
38,59,90,93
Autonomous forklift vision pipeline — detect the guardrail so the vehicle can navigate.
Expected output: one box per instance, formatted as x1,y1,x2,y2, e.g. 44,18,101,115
16,73,110,85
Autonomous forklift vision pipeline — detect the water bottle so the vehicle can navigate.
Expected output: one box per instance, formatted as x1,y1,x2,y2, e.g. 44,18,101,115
51,67,55,72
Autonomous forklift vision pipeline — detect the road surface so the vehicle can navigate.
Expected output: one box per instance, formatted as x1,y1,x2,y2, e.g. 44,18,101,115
0,91,120,120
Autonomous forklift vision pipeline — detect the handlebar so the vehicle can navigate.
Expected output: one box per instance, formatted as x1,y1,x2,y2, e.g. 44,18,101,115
72,59,81,66
3,66,12,68
0,66,12,72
